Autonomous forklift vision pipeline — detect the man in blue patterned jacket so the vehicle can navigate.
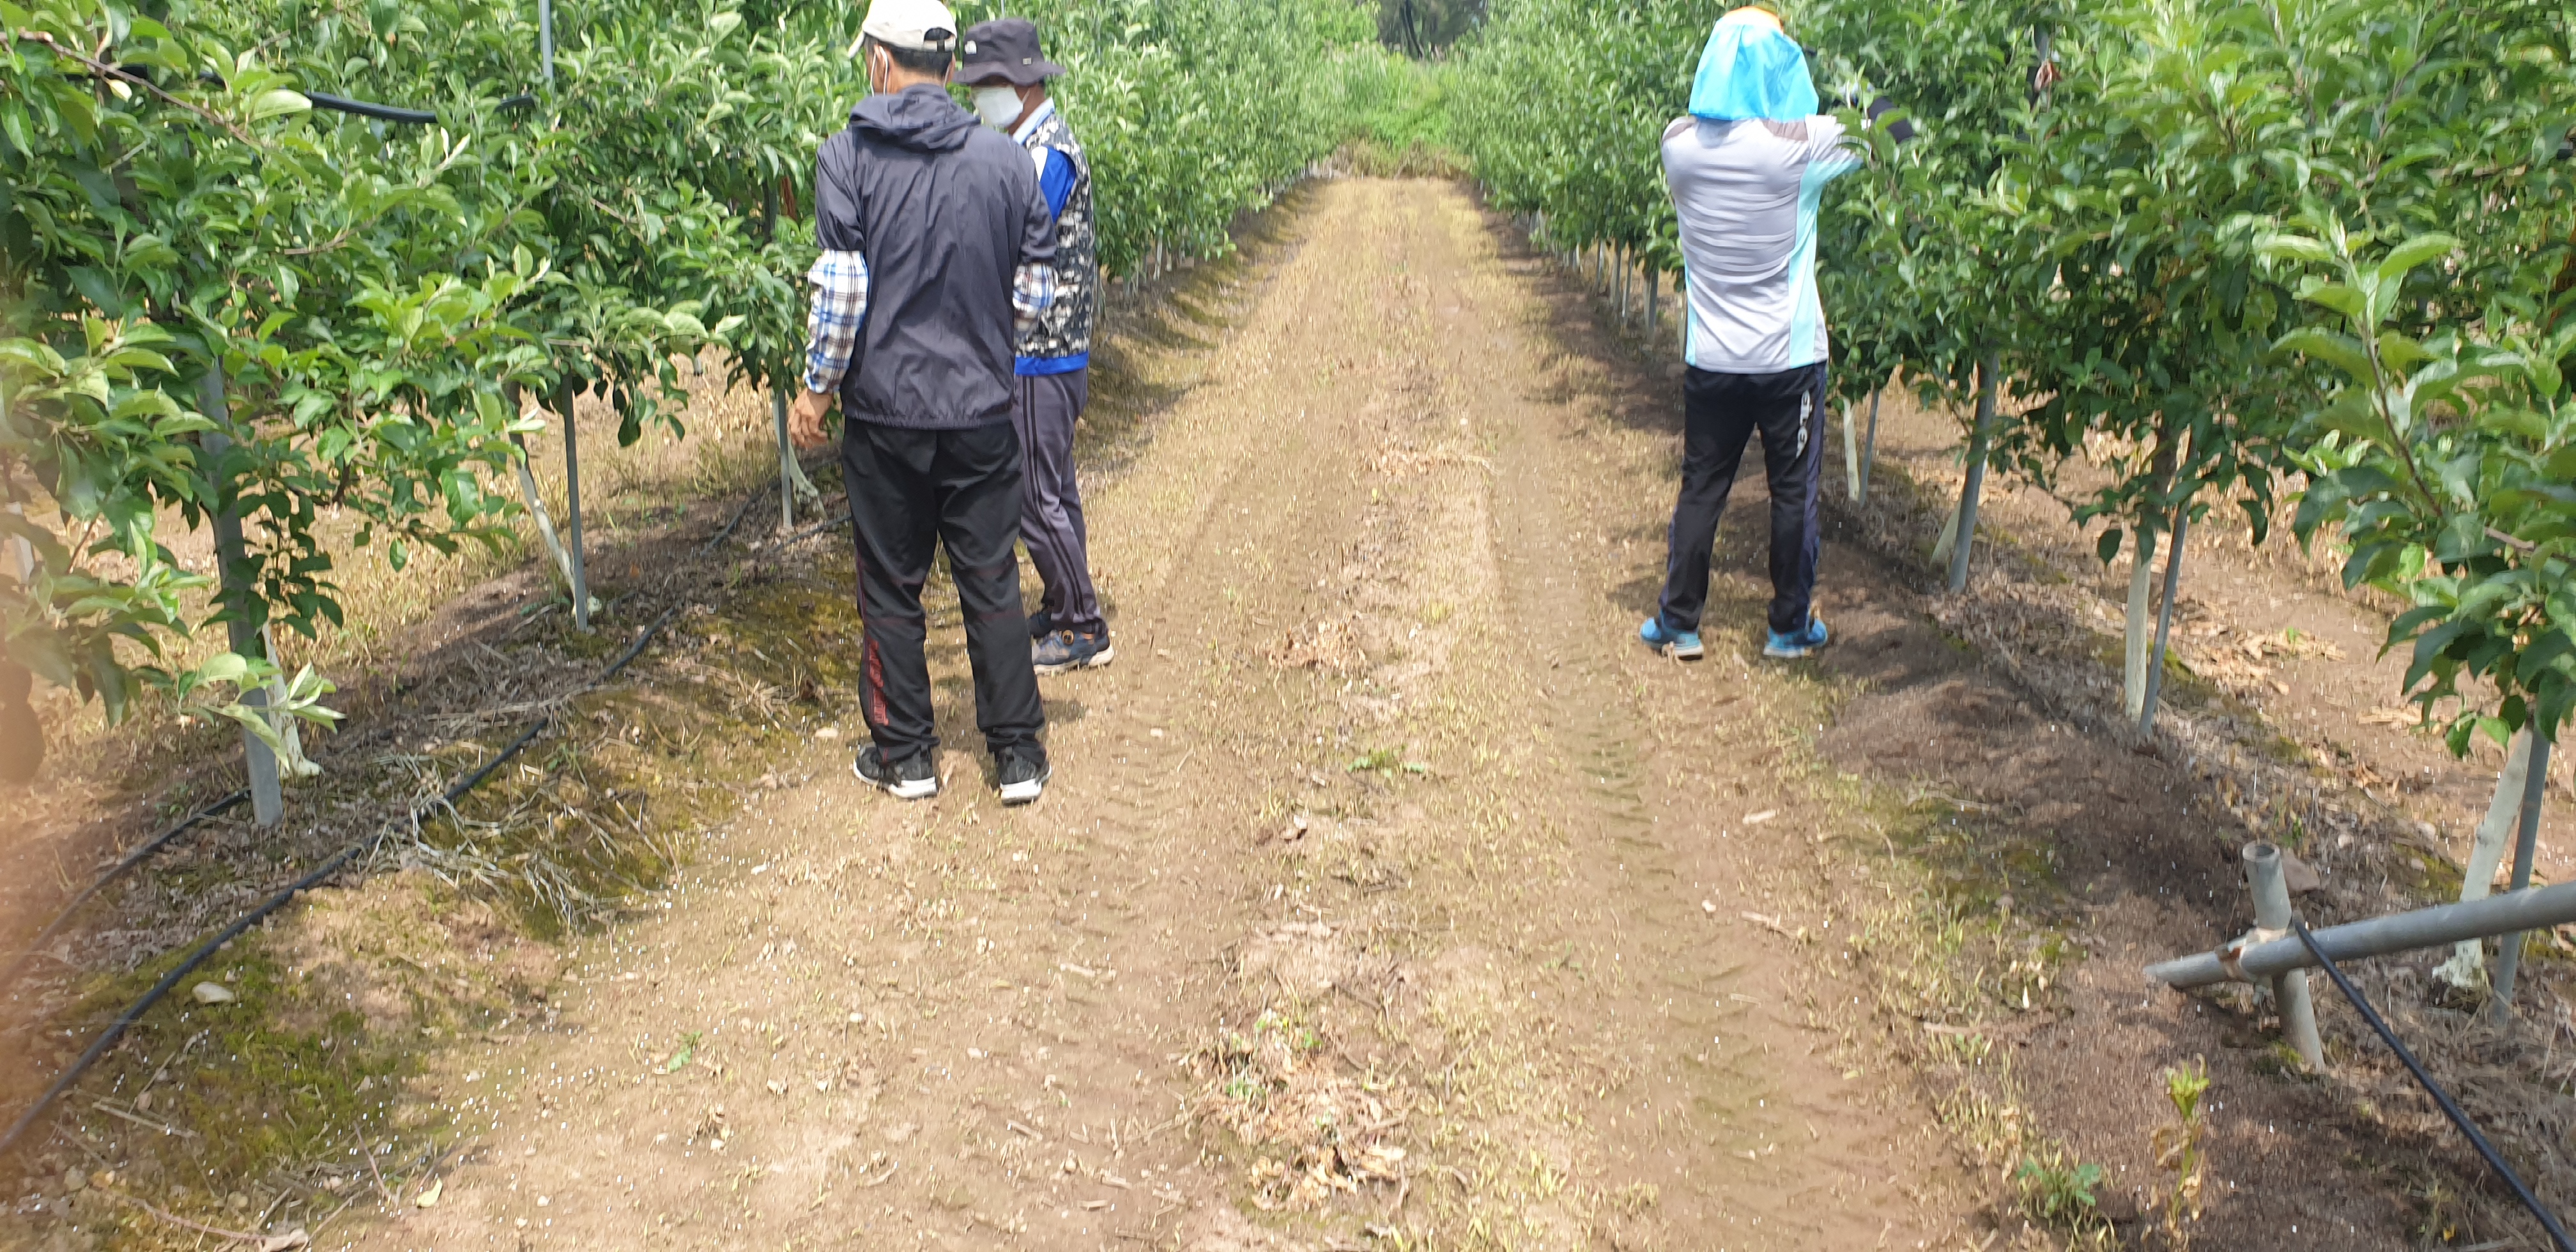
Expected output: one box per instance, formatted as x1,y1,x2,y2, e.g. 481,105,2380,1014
958,18,1112,676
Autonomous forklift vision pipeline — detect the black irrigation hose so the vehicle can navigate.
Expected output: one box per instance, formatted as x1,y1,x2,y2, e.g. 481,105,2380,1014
0,791,251,994
303,91,436,126
2292,922,2576,1252
12,485,762,1003
0,606,680,1161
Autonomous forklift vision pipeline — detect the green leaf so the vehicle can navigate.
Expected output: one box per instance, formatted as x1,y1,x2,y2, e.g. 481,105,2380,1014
2299,282,2367,322
249,90,312,121
2275,328,2371,381
2375,234,2460,283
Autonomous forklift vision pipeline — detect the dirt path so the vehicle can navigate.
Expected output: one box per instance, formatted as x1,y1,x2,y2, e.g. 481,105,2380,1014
330,179,1975,1251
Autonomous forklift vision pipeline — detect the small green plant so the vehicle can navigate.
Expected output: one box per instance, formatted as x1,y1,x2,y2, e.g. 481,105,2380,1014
2154,1057,2211,1247
1349,747,1404,772
2015,1149,2105,1227
661,1031,702,1074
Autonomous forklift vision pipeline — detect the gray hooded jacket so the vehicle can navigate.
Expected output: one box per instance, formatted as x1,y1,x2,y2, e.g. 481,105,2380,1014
815,83,1055,429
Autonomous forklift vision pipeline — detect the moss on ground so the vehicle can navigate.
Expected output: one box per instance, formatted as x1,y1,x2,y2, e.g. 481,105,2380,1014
7,558,871,1250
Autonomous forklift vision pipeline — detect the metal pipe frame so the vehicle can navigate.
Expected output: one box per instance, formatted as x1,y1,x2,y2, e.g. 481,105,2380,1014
2150,877,2576,990
2244,843,2323,1069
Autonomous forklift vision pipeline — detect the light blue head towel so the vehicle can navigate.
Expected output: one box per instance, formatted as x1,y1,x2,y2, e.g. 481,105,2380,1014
1688,9,1819,122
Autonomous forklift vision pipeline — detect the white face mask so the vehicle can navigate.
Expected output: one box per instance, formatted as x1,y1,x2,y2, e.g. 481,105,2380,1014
973,85,1024,130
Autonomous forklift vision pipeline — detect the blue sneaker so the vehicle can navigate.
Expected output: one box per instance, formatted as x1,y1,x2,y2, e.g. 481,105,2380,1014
1639,617,1705,660
1763,615,1830,660
1033,629,1116,675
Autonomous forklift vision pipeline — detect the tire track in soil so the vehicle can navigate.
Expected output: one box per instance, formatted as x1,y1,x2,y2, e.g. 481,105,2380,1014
337,179,1972,1252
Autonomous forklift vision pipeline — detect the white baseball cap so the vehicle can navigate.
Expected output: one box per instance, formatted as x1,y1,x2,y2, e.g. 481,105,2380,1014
859,0,958,53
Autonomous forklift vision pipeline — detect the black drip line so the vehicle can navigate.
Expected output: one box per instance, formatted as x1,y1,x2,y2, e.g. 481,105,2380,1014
0,605,678,1159
2292,921,2576,1252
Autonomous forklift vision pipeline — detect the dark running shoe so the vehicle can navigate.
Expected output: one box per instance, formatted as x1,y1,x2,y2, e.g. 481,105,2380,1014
1028,609,1056,641
997,750,1051,806
1032,629,1115,675
854,747,939,800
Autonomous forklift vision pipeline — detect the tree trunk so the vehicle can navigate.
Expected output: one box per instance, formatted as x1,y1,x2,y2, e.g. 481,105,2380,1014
2439,729,2542,989
2124,411,2186,720
2136,504,2191,736
1842,401,1862,499
1944,354,2001,592
2122,531,2161,721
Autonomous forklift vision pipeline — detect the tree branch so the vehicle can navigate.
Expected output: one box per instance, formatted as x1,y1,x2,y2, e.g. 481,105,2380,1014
13,29,261,146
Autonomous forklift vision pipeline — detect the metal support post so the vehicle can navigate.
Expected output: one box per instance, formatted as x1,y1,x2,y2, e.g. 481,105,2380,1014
765,185,797,533
2245,843,2324,1069
2492,735,2556,1018
195,371,282,828
1859,388,1881,505
538,0,555,86
774,392,796,531
558,379,590,632
1946,353,2000,592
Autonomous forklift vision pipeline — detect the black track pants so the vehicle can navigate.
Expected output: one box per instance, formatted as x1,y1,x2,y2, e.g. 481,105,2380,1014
1011,370,1103,635
1655,363,1827,639
840,419,1046,763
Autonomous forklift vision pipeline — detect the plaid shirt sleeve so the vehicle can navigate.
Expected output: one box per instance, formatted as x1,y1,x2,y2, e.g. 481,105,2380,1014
803,249,870,395
1011,261,1055,339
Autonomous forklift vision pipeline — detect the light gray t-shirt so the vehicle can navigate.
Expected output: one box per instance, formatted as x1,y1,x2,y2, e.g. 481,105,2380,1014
1662,114,1861,374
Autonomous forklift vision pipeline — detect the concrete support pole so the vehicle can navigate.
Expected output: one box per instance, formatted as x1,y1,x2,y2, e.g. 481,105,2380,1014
195,371,282,828
2492,735,2557,1018
2246,843,2324,1070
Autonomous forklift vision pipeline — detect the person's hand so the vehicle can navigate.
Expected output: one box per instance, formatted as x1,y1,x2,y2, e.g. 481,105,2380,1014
790,388,836,449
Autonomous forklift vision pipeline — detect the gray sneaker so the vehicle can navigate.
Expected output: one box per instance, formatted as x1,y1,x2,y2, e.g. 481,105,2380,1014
854,747,938,800
997,750,1051,806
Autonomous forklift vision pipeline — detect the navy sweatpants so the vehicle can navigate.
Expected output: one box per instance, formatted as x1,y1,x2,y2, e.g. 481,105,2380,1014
1655,363,1827,638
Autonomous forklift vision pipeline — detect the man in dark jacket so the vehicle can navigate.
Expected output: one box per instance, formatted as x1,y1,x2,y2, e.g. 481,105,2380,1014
789,0,1059,805
958,18,1110,676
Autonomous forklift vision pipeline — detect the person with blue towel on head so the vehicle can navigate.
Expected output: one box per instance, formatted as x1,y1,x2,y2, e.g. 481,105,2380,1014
1641,7,1861,663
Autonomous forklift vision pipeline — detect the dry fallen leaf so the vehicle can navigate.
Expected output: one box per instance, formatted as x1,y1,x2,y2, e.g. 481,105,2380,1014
2359,707,2421,727
1744,810,1779,825
413,1179,443,1209
190,982,236,1005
